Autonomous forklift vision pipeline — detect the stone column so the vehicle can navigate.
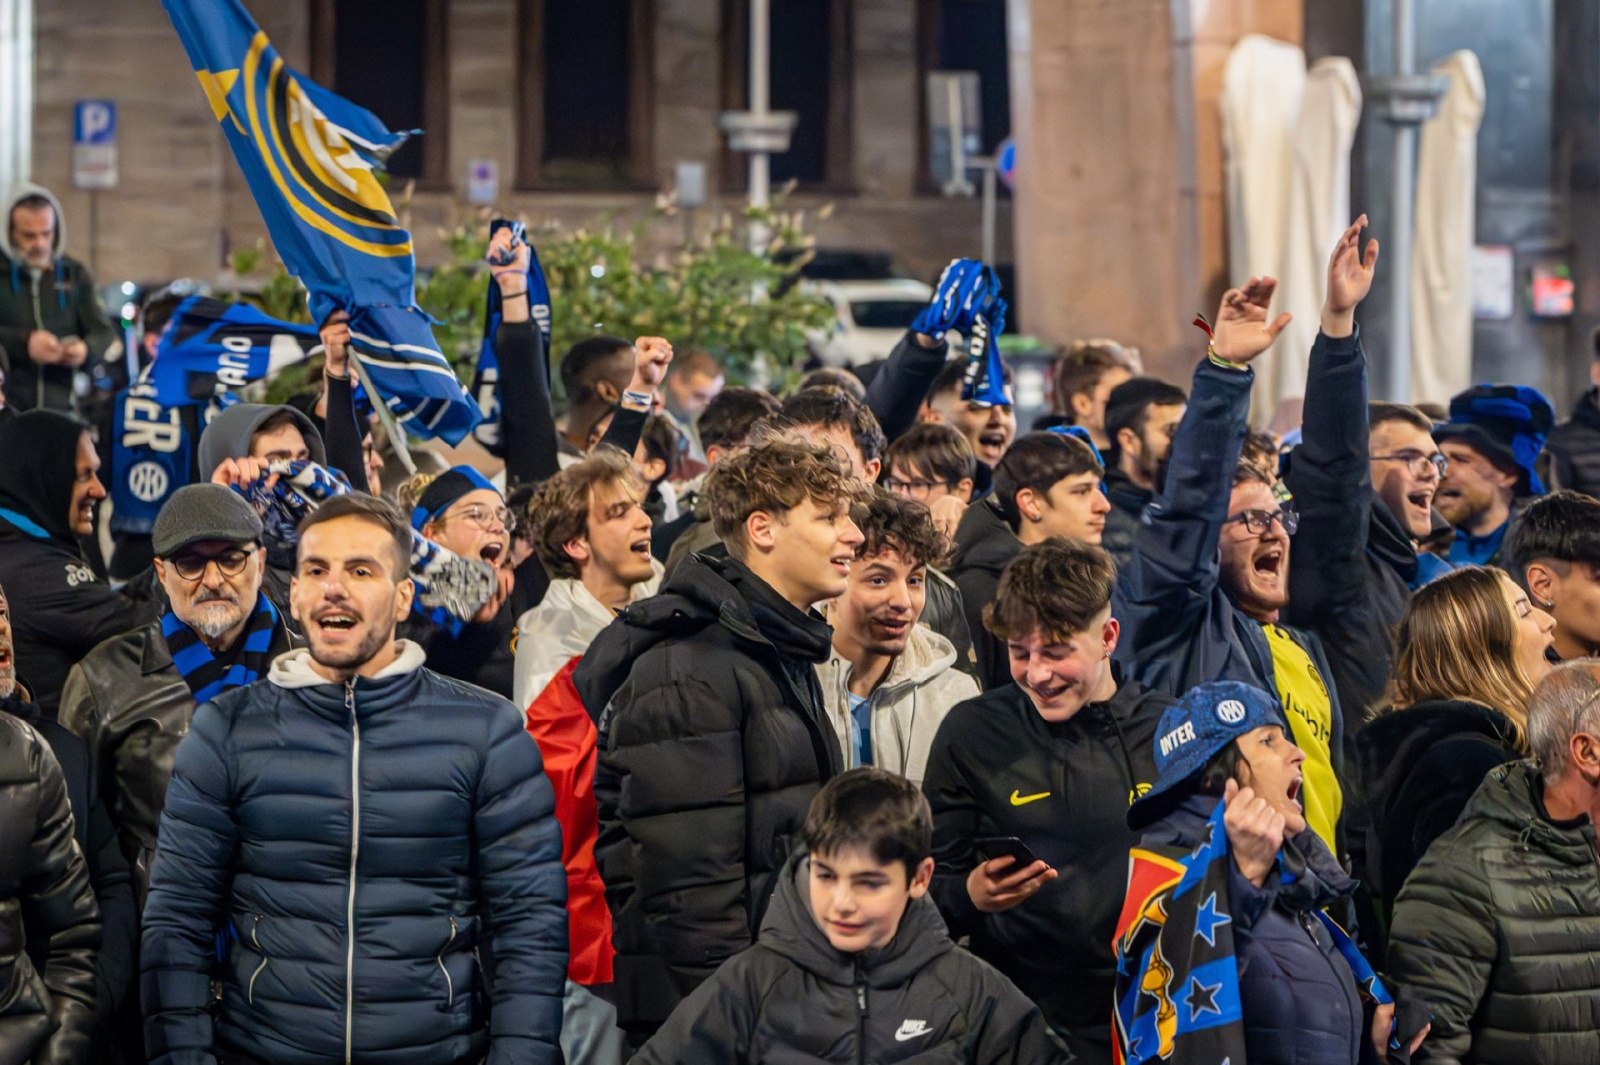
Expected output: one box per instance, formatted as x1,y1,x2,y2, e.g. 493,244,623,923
1006,0,1301,382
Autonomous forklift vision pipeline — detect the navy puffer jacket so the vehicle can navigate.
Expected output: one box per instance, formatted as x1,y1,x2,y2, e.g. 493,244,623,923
141,644,568,1065
1141,796,1366,1065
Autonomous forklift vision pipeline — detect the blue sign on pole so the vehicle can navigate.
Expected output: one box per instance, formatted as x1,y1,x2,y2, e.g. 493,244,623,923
73,100,118,189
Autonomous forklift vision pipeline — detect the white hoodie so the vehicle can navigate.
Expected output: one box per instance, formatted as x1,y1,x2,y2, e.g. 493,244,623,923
267,640,427,689
511,562,663,709
816,623,979,785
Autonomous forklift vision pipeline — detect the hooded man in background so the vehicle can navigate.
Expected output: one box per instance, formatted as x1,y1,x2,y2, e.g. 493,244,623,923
0,184,118,414
0,410,152,719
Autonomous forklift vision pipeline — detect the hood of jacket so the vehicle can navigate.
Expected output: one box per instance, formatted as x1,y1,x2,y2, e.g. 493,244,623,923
197,402,327,481
1104,465,1153,517
513,562,663,706
0,408,89,547
1457,758,1598,859
0,183,65,263
267,639,426,689
1358,698,1518,815
759,851,955,989
950,498,1020,578
1367,490,1420,585
573,551,833,717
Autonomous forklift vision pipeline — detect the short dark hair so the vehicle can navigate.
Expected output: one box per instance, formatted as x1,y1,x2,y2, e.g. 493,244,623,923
705,438,864,555
524,448,639,580
698,387,782,453
559,335,633,405
802,768,933,881
992,431,1102,531
1233,430,1279,488
984,537,1117,642
1509,490,1600,578
1054,341,1133,417
297,493,412,576
777,387,887,465
927,357,1012,403
637,414,681,487
142,289,188,340
1105,377,1187,448
884,422,977,487
796,366,867,402
1368,401,1434,435
10,194,52,219
856,488,945,569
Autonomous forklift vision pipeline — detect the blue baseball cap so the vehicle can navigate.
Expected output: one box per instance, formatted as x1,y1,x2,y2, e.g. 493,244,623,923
1433,384,1555,496
1128,681,1285,829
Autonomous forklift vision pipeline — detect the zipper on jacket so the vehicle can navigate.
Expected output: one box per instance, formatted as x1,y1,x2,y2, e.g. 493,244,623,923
343,679,361,1065
855,961,868,1065
247,914,268,1004
437,916,457,1008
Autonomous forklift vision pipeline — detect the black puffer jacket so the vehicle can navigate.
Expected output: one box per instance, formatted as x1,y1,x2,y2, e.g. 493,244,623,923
923,673,1169,1053
636,853,1069,1064
1357,699,1520,907
947,499,1020,691
575,553,843,1032
1387,760,1600,1064
141,645,568,1065
0,710,102,1065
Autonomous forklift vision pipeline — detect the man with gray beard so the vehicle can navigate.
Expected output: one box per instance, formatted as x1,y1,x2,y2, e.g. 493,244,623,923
61,483,297,903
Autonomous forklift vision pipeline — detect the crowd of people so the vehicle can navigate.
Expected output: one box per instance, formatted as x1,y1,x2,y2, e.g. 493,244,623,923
1,181,1600,1065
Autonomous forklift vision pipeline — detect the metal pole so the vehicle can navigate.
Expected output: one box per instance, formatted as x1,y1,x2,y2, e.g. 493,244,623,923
1387,0,1417,403
981,160,997,264
748,0,770,255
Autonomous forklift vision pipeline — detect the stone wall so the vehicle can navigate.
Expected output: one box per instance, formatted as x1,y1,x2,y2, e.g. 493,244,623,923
30,0,1005,305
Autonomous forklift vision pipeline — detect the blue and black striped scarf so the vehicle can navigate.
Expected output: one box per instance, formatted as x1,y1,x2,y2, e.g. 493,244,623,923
162,592,279,703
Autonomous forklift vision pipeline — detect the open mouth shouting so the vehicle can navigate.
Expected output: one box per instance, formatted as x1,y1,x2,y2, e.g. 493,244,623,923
1287,775,1303,808
312,608,362,639
976,430,1009,463
1252,544,1285,580
630,537,652,562
479,540,505,565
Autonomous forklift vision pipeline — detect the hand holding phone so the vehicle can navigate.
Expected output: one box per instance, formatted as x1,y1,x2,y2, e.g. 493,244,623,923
969,836,1055,914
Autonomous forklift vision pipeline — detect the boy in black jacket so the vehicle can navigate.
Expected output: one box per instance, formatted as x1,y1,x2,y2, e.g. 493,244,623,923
636,769,1068,1064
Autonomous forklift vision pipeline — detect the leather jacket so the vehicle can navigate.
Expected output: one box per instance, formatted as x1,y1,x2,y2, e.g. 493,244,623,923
59,617,297,905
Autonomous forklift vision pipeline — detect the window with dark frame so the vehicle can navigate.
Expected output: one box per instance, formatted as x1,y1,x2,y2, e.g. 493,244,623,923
516,0,656,190
916,0,1009,193
720,0,853,192
310,0,449,187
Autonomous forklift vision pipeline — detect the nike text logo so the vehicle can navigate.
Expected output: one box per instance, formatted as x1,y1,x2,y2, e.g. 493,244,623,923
1010,790,1050,806
895,1020,932,1041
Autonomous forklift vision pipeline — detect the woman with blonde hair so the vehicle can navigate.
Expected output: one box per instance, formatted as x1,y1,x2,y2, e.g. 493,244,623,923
1358,565,1553,909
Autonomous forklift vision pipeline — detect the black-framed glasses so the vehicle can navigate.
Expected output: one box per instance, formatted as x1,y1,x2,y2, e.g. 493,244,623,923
883,476,954,501
443,502,517,534
1227,508,1299,537
170,546,257,581
1373,450,1448,479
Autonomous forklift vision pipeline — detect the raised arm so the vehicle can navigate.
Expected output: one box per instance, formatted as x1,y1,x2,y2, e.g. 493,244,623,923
317,311,369,493
866,330,948,442
490,227,562,488
1285,216,1381,622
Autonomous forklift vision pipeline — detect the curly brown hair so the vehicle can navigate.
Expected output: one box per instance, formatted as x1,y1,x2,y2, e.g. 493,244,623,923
856,488,946,569
522,448,641,580
706,438,865,557
983,537,1117,641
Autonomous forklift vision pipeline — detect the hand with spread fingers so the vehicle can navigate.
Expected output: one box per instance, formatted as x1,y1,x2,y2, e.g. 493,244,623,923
1322,213,1380,339
1210,276,1291,366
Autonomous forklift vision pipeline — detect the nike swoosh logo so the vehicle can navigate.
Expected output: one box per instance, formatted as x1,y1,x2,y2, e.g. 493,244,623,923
895,1022,932,1041
1010,790,1050,806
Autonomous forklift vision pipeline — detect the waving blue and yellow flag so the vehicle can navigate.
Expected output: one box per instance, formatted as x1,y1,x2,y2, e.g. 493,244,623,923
160,0,480,443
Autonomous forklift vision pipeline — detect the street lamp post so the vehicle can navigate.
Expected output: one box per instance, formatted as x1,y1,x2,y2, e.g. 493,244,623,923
1367,0,1447,402
720,0,796,255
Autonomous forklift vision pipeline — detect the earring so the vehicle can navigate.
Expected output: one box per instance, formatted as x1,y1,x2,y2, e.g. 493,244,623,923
1536,596,1555,610
1029,514,1044,523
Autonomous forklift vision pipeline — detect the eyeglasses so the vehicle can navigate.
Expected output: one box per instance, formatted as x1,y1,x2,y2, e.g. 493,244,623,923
1227,508,1299,537
1372,450,1448,479
442,503,517,533
169,547,256,581
883,476,953,501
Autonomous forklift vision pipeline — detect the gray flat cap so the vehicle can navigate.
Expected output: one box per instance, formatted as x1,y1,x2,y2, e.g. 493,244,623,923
151,484,264,558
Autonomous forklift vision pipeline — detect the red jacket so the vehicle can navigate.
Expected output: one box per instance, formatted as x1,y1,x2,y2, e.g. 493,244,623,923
525,657,614,985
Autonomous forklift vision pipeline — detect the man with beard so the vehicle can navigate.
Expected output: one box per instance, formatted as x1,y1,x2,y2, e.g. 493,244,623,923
1119,243,1358,856
142,492,567,1064
1432,383,1555,569
0,410,151,719
1099,377,1186,573
921,358,1016,470
818,489,978,784
61,484,296,901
